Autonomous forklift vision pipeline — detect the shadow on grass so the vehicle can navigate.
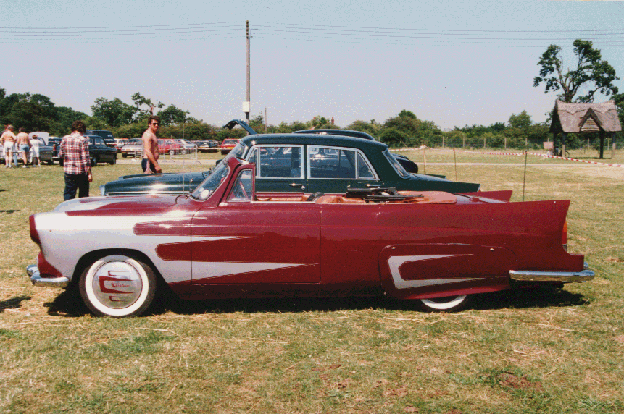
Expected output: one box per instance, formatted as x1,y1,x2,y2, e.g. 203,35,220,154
470,286,589,311
149,285,589,316
0,295,31,312
44,288,89,317
0,209,19,214
42,285,589,317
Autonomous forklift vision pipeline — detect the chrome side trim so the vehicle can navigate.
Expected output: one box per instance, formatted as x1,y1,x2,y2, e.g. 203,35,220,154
27,264,70,288
509,266,594,283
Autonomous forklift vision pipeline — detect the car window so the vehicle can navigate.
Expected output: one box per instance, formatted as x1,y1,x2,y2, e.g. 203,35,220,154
383,150,408,178
226,142,247,160
226,169,253,202
191,162,230,200
357,152,375,178
310,146,377,180
253,146,303,179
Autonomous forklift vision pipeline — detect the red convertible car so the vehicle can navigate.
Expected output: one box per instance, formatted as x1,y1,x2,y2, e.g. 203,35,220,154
27,157,594,317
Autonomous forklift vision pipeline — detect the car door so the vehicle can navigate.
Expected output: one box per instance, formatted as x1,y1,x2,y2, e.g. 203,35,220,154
306,145,381,194
247,145,308,194
191,166,321,285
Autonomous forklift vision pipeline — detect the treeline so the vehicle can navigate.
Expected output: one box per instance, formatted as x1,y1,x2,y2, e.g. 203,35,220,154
1,87,621,149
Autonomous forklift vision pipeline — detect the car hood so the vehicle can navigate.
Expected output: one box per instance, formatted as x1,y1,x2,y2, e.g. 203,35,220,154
54,194,184,215
102,171,209,195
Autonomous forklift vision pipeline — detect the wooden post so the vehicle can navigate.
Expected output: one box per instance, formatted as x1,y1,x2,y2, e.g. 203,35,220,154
442,136,445,149
462,137,466,149
504,137,507,150
483,137,486,149
599,130,605,159
613,132,617,159
552,132,557,156
562,132,567,157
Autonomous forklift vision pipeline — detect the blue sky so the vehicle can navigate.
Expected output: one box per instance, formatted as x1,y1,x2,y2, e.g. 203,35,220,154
1,0,624,129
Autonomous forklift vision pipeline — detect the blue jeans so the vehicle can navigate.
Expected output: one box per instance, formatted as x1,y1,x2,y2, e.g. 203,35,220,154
64,173,90,200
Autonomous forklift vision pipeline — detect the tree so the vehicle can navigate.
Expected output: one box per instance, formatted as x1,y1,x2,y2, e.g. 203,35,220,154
158,104,190,126
533,39,619,103
508,110,532,129
379,128,409,147
131,92,164,118
91,97,137,127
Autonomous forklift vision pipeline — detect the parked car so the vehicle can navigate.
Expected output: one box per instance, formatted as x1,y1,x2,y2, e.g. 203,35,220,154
158,139,182,155
86,130,115,148
38,137,63,164
101,133,480,196
198,140,219,153
114,138,129,152
294,129,419,174
120,139,143,158
28,156,594,317
220,138,240,155
84,135,118,165
175,139,198,153
40,135,117,166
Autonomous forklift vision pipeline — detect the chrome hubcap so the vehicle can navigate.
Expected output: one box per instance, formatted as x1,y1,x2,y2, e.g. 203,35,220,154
91,260,143,309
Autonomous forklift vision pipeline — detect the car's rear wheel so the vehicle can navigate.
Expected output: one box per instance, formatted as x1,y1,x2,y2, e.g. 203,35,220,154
79,254,157,317
91,156,98,166
419,295,470,312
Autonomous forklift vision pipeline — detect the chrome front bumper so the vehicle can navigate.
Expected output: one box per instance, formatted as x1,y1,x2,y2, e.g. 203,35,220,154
26,264,70,288
509,262,594,283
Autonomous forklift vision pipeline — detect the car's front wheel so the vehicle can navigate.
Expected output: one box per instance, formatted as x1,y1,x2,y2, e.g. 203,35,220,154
79,254,157,317
419,295,470,312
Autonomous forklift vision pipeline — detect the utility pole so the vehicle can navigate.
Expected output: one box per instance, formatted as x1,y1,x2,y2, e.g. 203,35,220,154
244,20,251,121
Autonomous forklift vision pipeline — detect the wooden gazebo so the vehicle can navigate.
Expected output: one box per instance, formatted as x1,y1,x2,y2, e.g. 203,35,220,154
550,100,621,158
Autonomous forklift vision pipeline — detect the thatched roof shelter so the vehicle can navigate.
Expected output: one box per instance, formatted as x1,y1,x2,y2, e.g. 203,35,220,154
551,100,621,134
550,100,621,158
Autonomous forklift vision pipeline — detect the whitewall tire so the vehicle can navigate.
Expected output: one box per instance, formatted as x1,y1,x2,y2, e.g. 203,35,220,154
419,295,470,312
79,255,157,317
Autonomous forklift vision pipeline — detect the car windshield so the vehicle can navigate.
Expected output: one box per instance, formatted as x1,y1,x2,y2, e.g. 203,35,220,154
226,142,247,160
190,161,230,200
383,150,409,178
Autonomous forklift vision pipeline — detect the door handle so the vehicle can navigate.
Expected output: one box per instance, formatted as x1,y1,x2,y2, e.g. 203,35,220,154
289,183,305,190
366,184,380,188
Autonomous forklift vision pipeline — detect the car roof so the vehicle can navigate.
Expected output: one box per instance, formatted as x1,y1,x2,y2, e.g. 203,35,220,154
294,129,376,140
240,133,387,152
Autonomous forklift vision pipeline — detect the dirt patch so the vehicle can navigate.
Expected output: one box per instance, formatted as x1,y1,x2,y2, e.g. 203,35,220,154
497,372,542,391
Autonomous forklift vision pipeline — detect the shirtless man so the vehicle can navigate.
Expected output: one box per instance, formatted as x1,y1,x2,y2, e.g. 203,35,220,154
1,125,16,168
142,115,162,174
16,127,30,167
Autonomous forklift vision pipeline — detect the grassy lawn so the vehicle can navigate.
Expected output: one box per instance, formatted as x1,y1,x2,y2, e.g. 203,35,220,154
1,151,623,413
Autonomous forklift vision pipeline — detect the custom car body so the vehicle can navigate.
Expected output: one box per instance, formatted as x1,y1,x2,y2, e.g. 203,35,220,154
100,134,478,196
28,157,593,317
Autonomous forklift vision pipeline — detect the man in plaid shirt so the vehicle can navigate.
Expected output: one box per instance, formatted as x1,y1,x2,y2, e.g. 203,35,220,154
59,120,92,200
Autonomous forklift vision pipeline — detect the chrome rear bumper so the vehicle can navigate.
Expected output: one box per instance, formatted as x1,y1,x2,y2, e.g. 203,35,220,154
27,264,70,288
509,262,594,283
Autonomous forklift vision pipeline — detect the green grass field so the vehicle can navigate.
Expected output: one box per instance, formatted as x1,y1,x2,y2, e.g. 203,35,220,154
1,149,623,414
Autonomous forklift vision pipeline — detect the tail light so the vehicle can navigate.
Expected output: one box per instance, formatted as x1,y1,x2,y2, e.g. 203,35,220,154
30,215,41,247
562,220,568,252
